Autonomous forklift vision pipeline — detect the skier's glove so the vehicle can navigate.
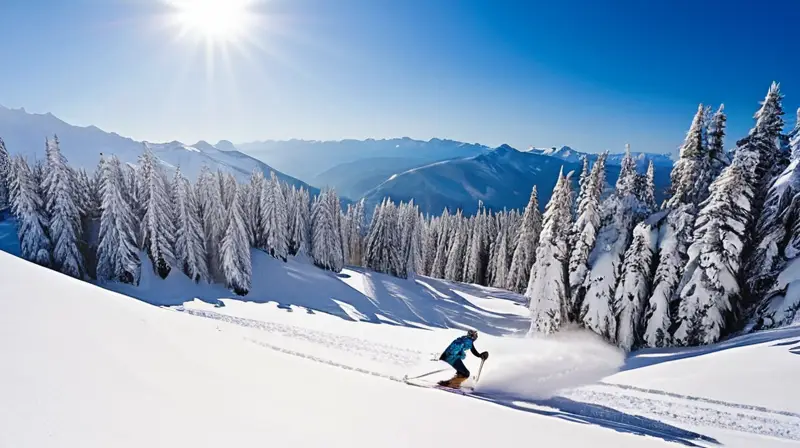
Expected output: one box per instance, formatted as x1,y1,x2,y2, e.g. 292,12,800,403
481,352,489,360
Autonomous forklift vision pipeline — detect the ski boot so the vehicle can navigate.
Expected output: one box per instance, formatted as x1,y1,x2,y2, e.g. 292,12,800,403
438,375,468,389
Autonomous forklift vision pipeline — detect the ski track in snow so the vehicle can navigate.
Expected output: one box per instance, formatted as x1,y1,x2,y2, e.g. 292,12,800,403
174,306,800,442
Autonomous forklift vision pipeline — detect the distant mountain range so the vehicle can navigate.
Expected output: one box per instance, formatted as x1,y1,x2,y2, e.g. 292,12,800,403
527,145,674,169
0,106,318,195
361,144,672,216
237,138,491,183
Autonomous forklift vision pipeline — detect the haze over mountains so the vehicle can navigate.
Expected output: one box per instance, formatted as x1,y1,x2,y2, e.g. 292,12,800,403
0,105,673,216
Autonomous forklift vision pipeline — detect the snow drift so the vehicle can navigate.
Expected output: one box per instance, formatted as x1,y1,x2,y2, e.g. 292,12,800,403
475,327,625,399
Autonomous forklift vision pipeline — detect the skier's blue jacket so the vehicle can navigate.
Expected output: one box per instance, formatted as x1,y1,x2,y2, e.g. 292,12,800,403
440,336,481,365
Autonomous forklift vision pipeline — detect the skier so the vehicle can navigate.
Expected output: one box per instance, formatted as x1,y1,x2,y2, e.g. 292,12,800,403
437,329,488,389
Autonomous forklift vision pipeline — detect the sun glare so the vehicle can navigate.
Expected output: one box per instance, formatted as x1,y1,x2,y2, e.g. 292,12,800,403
169,0,257,43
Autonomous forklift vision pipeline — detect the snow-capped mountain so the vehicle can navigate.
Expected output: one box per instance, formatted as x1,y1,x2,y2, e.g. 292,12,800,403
528,145,674,169
362,144,671,216
238,137,491,183
0,105,318,194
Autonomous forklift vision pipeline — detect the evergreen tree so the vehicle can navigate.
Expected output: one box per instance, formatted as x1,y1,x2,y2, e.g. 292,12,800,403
488,224,511,288
464,206,490,285
96,156,140,285
674,159,754,345
744,86,790,306
0,138,10,215
247,170,266,247
643,105,712,347
220,183,252,295
311,190,344,272
197,167,226,281
444,211,467,282
569,153,607,317
614,221,657,351
581,147,643,341
506,186,543,293
431,209,452,278
346,199,366,266
705,105,729,186
260,171,289,260
326,189,345,270
641,161,657,213
42,136,84,278
526,169,574,334
10,156,51,266
172,167,209,283
137,147,175,278
364,199,400,276
289,187,310,256
421,214,440,276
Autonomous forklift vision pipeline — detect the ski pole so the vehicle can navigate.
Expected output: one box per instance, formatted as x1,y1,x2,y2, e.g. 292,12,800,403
474,359,485,383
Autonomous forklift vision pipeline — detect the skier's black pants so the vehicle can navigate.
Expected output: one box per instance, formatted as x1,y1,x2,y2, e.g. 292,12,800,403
451,359,470,378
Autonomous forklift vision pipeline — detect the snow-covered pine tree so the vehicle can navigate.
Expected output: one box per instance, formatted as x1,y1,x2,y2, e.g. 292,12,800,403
219,182,252,295
364,199,398,276
397,200,421,279
444,211,467,282
260,171,289,261
311,190,344,272
247,170,266,247
568,153,607,318
96,155,140,285
346,199,366,266
421,214,439,276
289,187,310,256
581,145,643,342
464,206,490,285
673,155,755,345
642,105,710,347
744,86,790,305
506,186,543,293
326,189,345,271
196,167,227,281
641,161,657,213
172,167,209,283
10,156,51,266
488,223,511,288
137,147,175,278
430,208,452,279
614,220,658,351
42,136,84,278
747,108,800,329
0,138,10,215
576,156,590,212
526,169,574,334
705,105,729,188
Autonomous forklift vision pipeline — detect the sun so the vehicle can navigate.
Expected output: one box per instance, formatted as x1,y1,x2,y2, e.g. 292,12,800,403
167,0,257,43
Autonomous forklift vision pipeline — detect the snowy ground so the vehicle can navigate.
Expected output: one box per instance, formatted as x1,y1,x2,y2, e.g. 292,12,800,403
1,250,799,447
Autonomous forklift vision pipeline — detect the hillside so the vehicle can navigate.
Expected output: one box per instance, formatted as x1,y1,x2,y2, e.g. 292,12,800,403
1,248,798,447
0,106,317,192
362,144,671,216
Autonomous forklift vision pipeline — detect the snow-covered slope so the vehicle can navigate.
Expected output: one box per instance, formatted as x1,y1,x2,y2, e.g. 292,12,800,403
362,145,671,216
238,137,490,183
1,250,797,447
0,106,317,192
528,145,674,169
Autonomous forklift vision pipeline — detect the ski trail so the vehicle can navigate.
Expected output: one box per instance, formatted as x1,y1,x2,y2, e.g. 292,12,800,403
174,305,800,441
174,306,428,368
597,382,800,419
566,387,800,441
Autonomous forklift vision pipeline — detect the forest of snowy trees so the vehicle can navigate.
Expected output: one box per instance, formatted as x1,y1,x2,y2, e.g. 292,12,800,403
1,82,799,351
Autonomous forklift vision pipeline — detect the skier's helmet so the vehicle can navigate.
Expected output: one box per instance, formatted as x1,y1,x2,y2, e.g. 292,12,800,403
467,329,478,340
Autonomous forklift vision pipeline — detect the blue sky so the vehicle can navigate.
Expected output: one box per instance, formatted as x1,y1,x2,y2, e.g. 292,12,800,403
0,0,797,155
